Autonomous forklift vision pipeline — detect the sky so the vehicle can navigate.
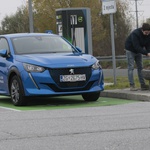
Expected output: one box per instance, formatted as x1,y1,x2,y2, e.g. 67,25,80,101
0,0,150,26
128,0,150,27
0,0,26,22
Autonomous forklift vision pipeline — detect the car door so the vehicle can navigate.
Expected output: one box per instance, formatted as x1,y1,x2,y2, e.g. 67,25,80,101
0,37,10,94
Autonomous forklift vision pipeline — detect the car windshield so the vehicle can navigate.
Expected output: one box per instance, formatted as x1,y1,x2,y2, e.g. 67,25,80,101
12,35,73,54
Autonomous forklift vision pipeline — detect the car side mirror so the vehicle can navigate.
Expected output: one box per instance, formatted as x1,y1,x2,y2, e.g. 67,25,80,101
75,46,82,53
0,49,8,57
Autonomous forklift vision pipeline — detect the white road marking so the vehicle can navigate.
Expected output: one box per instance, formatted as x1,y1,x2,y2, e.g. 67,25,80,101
0,106,21,112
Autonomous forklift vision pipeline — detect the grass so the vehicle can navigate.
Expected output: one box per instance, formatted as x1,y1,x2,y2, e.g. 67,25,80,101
104,76,142,90
102,59,150,90
100,59,150,69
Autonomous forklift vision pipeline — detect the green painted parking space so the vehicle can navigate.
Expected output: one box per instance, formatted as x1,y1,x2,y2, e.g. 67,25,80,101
0,95,137,111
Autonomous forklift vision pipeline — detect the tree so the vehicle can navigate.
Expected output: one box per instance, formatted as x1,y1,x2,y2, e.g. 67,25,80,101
32,0,115,56
93,0,133,56
0,6,29,34
146,18,150,24
0,0,132,56
113,0,133,55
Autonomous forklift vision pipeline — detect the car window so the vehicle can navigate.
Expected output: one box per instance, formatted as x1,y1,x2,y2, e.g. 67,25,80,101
0,38,9,51
12,36,73,54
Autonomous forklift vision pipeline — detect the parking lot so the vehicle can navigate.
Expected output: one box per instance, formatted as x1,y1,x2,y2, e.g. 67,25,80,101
0,98,150,150
0,95,137,111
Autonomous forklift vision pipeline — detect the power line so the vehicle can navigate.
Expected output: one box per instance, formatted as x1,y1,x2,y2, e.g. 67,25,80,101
130,0,143,28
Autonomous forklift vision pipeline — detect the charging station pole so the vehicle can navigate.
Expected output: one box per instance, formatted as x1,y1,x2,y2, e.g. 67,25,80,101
101,0,117,85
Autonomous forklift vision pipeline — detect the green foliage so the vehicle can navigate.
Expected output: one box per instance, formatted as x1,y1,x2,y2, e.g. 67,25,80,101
104,75,149,90
103,59,150,90
146,18,150,24
100,59,150,69
100,60,127,69
0,0,133,56
0,6,29,34
104,76,146,90
105,76,130,90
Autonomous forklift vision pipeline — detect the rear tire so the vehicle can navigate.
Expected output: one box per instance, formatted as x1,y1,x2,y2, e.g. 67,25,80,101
82,92,100,101
10,75,26,106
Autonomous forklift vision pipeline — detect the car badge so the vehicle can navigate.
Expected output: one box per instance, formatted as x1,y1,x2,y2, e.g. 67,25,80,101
69,69,74,75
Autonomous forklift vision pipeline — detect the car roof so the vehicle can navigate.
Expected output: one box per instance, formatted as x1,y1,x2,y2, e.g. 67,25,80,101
0,33,58,38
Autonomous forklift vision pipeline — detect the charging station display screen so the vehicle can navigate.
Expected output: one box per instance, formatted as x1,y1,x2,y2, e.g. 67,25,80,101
56,8,92,54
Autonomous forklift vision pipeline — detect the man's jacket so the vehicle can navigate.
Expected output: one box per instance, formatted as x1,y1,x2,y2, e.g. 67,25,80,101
125,28,150,55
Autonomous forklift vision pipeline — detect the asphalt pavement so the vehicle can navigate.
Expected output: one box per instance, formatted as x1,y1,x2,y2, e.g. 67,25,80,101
1,101,150,150
102,69,150,101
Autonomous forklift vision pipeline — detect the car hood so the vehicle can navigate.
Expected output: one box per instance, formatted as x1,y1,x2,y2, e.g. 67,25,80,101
15,53,97,68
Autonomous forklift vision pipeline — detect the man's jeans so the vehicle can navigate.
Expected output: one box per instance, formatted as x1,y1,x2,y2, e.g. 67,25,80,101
126,50,145,86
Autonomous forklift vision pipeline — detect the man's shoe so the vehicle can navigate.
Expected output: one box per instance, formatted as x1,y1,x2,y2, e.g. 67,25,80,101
141,84,149,90
130,85,138,91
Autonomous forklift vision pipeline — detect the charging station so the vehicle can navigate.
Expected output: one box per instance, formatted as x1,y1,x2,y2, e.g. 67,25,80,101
56,7,93,54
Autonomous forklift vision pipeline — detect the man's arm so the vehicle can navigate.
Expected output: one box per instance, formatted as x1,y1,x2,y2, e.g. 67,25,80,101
145,35,150,53
147,53,150,57
131,32,148,55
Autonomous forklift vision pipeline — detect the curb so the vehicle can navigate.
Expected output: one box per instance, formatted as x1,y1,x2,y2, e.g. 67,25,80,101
101,88,150,101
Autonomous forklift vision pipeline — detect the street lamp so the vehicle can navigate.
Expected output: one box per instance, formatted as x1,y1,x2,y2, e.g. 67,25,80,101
28,0,34,32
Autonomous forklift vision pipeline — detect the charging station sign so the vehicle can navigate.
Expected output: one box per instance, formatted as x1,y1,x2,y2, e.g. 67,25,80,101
102,0,117,15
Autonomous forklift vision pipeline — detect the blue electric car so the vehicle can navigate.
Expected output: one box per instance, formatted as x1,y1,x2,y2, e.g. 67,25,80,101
0,33,104,106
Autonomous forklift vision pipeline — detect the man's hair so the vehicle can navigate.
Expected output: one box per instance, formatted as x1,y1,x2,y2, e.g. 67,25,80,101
142,23,150,31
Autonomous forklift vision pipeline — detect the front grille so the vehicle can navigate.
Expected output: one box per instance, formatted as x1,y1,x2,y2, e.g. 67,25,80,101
46,81,95,92
49,67,92,88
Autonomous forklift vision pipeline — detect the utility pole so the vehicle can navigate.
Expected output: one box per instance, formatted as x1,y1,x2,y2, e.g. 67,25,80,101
28,0,34,33
130,0,143,28
101,0,117,85
135,0,139,28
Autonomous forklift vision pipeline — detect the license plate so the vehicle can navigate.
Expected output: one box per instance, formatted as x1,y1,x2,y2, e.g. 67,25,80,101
60,74,86,82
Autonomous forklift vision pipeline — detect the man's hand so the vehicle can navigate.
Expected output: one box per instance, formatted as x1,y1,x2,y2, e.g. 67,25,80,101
147,53,150,56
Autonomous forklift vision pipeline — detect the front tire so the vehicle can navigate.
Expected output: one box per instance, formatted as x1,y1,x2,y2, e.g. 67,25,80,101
82,92,100,101
10,75,26,106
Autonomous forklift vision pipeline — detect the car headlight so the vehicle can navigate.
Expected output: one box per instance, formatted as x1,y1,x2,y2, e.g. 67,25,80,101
92,60,102,70
23,63,45,72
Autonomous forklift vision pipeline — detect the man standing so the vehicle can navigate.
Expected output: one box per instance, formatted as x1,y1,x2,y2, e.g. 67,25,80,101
125,23,150,91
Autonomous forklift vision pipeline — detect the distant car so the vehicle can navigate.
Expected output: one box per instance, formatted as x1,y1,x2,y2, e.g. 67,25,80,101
0,33,104,106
